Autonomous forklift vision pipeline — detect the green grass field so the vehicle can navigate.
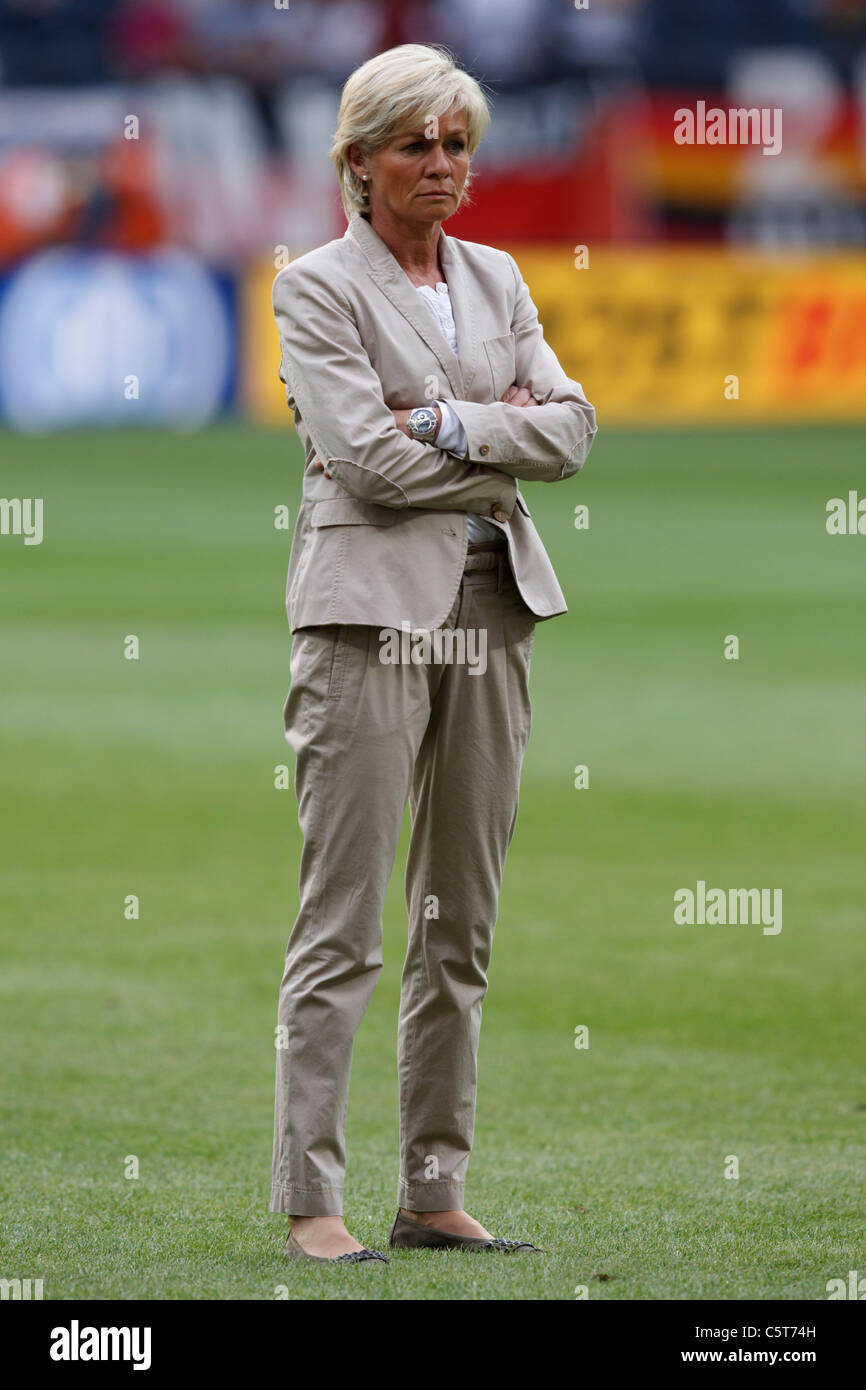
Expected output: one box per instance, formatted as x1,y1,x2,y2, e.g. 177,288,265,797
1,423,864,1301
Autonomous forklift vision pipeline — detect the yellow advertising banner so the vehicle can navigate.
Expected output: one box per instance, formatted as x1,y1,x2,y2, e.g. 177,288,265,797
243,249,866,426
241,260,287,426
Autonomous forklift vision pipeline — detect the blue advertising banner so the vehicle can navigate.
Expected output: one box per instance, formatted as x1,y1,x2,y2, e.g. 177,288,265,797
0,249,237,430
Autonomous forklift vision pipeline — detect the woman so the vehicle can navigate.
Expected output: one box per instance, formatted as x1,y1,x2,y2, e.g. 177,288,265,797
270,43,597,1264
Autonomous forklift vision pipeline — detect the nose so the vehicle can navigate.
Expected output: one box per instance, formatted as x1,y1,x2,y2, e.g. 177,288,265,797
423,142,452,178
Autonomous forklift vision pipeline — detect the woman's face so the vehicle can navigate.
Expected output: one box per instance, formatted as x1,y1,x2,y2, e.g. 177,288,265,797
354,107,470,227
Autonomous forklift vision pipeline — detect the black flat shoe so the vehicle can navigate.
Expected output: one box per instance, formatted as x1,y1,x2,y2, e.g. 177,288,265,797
389,1210,541,1253
285,1231,389,1264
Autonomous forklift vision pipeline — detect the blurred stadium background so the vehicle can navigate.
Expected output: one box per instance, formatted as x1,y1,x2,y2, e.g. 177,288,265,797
1,0,865,426
2,1,866,1302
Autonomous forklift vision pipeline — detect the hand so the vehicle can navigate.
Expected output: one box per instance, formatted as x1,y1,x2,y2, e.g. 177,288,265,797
313,456,332,478
500,383,539,407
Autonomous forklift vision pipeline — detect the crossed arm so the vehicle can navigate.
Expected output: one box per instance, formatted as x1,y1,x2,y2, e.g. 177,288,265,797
315,384,540,522
273,252,596,515
388,382,540,445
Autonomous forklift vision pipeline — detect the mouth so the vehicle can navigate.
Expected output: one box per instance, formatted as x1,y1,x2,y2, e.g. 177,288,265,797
419,190,452,199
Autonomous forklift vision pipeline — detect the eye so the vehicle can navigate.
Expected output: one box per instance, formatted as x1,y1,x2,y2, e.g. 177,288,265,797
403,141,424,152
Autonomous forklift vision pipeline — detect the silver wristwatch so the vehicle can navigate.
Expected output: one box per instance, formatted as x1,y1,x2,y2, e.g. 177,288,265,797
407,406,439,443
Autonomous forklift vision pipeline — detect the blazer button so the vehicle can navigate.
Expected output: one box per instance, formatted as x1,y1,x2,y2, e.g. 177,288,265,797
479,444,490,456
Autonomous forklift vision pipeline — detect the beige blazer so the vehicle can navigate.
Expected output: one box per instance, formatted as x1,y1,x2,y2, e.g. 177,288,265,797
273,211,597,632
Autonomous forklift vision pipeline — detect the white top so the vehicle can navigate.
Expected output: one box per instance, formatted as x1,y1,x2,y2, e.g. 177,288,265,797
415,282,502,544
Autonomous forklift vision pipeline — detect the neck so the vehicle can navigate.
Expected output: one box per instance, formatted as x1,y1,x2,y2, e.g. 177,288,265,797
366,208,443,280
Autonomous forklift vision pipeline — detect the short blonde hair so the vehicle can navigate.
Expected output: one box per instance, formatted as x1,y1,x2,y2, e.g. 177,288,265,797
330,44,491,221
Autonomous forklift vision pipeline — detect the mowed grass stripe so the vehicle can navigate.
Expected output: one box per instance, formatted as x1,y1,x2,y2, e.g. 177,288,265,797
1,424,863,1299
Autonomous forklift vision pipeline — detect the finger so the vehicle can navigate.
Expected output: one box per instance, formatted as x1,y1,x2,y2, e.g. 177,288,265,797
503,386,532,407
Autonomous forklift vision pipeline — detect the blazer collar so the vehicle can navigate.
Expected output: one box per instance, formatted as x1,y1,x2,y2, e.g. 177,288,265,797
345,212,478,400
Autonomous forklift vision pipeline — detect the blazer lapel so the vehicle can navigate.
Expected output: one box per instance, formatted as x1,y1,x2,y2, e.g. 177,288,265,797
438,228,479,398
346,213,470,400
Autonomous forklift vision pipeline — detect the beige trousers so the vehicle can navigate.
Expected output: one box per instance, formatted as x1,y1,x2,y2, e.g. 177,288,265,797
270,548,536,1216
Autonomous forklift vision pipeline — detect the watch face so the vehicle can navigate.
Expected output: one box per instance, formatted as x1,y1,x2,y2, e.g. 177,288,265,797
409,407,437,439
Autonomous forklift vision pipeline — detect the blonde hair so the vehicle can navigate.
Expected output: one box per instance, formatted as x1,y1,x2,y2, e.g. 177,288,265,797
330,44,491,221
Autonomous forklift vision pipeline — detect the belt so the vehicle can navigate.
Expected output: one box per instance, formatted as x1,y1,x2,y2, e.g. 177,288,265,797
463,539,510,589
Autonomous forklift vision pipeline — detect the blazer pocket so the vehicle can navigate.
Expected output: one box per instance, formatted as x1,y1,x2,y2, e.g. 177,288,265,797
482,332,517,401
310,498,398,528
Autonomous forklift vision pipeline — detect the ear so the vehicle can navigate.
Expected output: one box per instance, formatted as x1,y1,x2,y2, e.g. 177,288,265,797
346,144,367,180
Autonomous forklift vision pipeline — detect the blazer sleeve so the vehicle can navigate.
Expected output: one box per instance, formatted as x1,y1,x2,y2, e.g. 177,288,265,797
272,265,517,517
445,252,598,483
